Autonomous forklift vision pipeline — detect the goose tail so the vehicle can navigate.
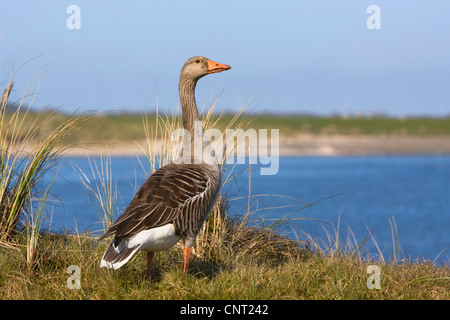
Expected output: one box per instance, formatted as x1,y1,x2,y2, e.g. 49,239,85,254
100,237,141,270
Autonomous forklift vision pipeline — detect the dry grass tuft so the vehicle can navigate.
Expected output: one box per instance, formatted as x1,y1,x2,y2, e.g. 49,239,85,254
0,70,95,268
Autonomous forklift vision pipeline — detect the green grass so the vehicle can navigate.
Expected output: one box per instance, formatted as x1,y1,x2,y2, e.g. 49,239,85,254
1,79,95,268
0,231,448,299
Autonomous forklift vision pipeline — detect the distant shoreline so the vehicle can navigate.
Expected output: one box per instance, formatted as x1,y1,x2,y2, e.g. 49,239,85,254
60,135,450,157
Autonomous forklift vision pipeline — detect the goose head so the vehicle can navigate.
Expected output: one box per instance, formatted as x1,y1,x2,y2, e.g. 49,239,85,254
180,56,231,82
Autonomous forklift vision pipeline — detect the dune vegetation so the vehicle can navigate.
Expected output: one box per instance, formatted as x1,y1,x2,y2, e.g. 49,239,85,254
1,78,449,301
3,106,450,147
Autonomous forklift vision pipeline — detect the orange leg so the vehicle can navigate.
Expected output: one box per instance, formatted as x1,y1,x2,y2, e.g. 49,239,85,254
146,252,155,280
183,247,191,274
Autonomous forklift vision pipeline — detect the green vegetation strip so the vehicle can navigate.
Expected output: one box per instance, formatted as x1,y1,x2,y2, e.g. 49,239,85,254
0,232,448,299
4,110,450,145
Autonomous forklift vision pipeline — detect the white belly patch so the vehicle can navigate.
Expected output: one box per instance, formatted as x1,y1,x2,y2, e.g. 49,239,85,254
128,223,180,252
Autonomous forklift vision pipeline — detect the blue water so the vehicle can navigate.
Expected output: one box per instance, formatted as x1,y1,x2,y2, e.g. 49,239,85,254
47,155,450,264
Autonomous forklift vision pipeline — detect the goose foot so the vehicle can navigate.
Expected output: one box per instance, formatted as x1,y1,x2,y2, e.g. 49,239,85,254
183,247,191,275
146,251,155,281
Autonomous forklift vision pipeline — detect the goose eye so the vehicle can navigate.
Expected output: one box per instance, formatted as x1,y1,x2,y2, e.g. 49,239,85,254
195,59,200,63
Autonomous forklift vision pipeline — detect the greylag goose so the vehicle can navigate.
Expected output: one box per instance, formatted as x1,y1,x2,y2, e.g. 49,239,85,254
98,56,231,279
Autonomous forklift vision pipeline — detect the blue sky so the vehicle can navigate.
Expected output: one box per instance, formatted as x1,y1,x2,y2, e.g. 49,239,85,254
1,1,449,116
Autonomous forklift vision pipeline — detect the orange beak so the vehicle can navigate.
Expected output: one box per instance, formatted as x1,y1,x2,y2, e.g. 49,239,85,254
207,59,231,74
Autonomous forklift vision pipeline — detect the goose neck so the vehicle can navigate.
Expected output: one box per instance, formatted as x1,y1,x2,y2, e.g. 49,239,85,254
179,78,200,134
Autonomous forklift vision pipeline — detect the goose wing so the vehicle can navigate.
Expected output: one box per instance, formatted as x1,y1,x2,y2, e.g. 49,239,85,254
98,163,211,240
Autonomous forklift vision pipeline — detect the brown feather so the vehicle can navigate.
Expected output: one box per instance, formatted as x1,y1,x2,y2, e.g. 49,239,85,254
98,163,218,242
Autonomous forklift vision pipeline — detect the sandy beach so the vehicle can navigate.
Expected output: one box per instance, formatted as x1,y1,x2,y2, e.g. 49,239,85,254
276,134,450,156
60,134,450,157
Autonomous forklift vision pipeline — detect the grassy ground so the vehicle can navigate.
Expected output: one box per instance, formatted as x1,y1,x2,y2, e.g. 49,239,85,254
0,231,448,300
